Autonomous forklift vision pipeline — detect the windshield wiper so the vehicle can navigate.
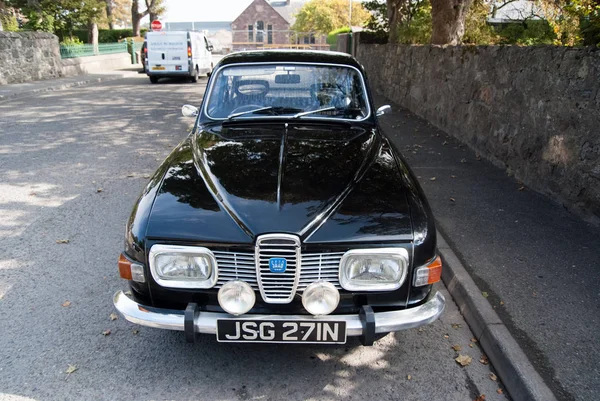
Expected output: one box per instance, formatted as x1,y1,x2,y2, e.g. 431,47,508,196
292,106,337,118
226,106,274,120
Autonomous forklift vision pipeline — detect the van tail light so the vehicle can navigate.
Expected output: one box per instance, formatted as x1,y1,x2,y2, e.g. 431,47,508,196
413,256,442,287
187,46,192,57
118,253,146,283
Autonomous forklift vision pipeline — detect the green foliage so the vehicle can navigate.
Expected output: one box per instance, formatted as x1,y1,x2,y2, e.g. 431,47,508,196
0,12,19,31
395,1,431,44
9,0,106,36
363,0,388,34
60,36,84,46
327,26,351,46
65,29,149,44
463,0,499,45
495,20,557,45
292,0,371,33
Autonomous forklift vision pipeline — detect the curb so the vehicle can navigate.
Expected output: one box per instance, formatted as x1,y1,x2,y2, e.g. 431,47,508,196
437,230,558,401
0,74,126,101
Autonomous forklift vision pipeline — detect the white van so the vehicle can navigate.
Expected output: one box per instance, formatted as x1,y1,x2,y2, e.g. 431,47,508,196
145,31,213,84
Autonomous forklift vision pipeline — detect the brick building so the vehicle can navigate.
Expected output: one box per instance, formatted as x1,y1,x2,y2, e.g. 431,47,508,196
230,0,328,51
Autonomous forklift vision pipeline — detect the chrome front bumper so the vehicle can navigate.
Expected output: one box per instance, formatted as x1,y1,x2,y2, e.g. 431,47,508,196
113,291,445,337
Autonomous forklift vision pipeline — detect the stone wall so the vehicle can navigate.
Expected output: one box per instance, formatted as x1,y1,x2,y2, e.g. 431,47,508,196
356,44,600,221
0,31,62,85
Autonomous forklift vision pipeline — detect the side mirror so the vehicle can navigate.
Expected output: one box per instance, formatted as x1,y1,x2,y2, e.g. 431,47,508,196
207,45,214,52
181,104,199,118
376,105,391,116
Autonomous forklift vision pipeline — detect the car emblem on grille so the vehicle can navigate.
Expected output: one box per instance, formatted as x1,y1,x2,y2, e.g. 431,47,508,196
269,258,287,273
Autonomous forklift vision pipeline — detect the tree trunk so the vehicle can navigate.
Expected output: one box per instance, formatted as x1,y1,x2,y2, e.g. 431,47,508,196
149,11,158,23
106,0,114,30
386,0,406,43
132,0,141,37
430,0,473,45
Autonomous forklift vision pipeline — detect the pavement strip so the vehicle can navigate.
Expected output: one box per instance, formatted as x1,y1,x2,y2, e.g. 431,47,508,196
438,230,558,401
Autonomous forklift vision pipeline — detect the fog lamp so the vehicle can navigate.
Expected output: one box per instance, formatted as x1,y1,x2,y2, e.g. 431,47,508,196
302,281,340,316
218,280,255,316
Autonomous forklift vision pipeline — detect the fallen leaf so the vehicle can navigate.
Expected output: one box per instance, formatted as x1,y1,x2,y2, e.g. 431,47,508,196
65,364,77,374
444,334,449,339
109,313,118,321
126,174,134,177
476,155,481,161
407,375,412,380
469,343,474,348
56,239,70,244
452,345,461,352
29,192,37,196
500,301,505,305
62,301,71,307
455,354,472,366
143,175,151,179
132,329,139,335
474,395,486,401
430,177,436,181
490,373,497,381
418,328,424,332
460,158,467,163
497,389,503,395
102,329,111,336
471,338,478,343
450,197,456,202
480,354,489,365
442,141,448,145
451,323,461,329
96,188,103,193
482,291,489,298
451,175,457,178
518,186,525,191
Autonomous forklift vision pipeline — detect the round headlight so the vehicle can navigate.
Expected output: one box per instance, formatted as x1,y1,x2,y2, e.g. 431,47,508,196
218,281,256,316
302,281,340,316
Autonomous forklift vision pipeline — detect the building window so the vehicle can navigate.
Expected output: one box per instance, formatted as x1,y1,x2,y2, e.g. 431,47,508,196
267,24,273,44
248,25,253,42
256,21,264,42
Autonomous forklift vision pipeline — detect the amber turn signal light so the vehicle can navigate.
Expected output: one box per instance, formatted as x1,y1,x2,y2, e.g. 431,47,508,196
118,253,133,280
426,256,442,284
413,255,443,287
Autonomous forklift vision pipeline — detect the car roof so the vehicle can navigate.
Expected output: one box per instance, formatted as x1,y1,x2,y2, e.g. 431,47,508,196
217,50,365,71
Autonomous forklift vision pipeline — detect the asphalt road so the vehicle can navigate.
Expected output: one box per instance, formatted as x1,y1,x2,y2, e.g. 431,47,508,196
0,74,508,401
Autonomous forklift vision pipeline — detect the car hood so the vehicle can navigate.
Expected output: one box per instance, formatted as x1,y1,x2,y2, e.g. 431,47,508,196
145,122,413,243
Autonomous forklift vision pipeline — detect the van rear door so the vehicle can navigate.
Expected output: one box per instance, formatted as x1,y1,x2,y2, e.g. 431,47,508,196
147,32,189,74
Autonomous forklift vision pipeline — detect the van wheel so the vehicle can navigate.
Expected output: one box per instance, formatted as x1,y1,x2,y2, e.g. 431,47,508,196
191,67,199,83
207,63,214,77
149,76,158,84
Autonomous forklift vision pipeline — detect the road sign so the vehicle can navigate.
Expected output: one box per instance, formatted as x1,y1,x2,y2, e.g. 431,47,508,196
151,20,162,31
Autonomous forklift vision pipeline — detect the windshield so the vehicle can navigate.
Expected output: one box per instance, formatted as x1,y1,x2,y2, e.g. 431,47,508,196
205,63,370,120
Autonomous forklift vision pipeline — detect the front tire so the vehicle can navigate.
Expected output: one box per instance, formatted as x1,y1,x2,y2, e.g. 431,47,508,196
149,76,158,84
190,67,199,83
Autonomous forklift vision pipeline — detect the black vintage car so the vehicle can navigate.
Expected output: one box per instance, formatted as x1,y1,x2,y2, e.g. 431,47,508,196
114,50,445,345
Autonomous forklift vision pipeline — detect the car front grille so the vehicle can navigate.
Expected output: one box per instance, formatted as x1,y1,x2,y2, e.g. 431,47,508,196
255,234,301,304
213,248,344,300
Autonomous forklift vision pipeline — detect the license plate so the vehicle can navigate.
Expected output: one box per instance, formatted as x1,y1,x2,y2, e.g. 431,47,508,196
151,66,165,71
216,319,347,344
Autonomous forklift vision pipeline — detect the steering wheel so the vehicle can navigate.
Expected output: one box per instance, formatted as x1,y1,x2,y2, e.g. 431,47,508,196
230,104,265,114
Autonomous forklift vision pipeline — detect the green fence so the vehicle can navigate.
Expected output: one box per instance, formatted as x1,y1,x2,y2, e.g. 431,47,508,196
59,42,128,59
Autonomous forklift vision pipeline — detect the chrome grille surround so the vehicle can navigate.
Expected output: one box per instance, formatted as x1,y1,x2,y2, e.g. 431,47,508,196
214,250,343,293
255,234,301,304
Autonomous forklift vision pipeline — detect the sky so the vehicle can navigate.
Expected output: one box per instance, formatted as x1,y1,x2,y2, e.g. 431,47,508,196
162,0,255,22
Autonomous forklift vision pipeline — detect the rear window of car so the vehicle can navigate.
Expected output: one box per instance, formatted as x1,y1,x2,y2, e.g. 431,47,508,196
205,63,370,120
